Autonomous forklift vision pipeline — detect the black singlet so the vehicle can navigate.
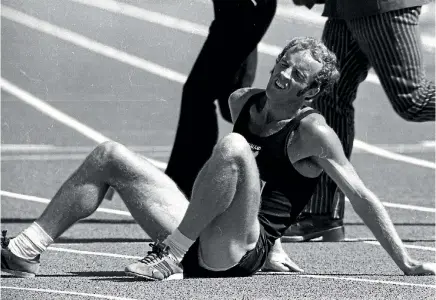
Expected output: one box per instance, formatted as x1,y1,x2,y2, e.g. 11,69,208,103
232,91,322,242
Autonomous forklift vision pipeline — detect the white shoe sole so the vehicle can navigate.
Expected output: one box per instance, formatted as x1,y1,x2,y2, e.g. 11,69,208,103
125,270,183,281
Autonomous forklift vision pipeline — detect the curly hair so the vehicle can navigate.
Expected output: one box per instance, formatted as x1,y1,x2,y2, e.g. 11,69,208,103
274,37,339,98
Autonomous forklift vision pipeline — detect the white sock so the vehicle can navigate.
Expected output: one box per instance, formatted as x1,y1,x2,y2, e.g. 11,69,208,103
163,229,194,263
8,222,53,260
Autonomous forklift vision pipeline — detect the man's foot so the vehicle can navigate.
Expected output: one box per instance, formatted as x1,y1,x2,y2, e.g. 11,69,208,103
125,241,184,281
282,215,345,242
1,230,40,278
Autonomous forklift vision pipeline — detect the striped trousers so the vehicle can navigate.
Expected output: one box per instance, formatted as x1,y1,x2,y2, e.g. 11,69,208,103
306,6,435,217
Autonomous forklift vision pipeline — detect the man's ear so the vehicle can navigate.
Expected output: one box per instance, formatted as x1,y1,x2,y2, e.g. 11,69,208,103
304,86,321,101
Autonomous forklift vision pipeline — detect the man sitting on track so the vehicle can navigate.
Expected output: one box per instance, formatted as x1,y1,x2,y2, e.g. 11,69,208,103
2,37,435,280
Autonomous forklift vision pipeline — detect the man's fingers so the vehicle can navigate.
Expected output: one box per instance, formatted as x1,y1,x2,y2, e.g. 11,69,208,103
263,260,304,272
415,263,436,275
262,261,289,272
283,260,304,272
404,262,436,276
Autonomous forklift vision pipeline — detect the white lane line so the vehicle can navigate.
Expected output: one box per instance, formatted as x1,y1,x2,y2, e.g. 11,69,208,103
343,198,436,213
71,0,210,36
2,189,435,215
1,6,186,84
0,77,111,144
0,79,167,169
352,143,435,154
1,286,139,300
353,140,435,169
1,6,433,170
256,273,436,288
364,241,436,252
421,140,436,147
0,190,132,216
380,202,436,213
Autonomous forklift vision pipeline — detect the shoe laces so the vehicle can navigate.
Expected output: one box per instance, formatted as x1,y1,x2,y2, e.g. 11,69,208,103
139,242,170,265
1,230,10,248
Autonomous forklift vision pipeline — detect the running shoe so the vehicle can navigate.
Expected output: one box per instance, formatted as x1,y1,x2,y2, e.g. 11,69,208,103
1,230,40,278
125,241,183,281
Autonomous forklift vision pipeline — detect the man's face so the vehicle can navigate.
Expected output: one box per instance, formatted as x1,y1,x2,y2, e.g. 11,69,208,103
266,48,323,103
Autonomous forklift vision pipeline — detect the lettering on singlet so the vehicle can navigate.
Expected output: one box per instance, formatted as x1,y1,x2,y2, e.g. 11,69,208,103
249,142,262,157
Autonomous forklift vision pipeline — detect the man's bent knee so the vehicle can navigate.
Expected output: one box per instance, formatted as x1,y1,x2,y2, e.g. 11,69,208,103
87,141,130,174
90,141,119,159
212,133,252,164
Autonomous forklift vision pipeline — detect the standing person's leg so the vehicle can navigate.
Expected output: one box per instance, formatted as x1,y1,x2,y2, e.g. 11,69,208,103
217,48,258,122
165,0,276,198
2,141,189,277
127,133,268,279
284,18,371,242
349,6,435,121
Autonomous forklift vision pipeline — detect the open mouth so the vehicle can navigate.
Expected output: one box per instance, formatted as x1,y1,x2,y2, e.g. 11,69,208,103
274,79,286,90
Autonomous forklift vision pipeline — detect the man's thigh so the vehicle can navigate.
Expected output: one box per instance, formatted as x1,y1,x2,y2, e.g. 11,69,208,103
197,190,262,271
183,133,262,273
107,145,189,241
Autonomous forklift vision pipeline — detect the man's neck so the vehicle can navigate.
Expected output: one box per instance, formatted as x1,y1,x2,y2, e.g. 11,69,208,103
261,97,302,123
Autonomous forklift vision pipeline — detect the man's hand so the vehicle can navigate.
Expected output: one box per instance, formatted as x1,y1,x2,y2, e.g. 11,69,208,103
261,239,303,272
403,261,436,276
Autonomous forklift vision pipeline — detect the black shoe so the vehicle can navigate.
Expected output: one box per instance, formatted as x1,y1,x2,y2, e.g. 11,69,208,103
282,215,345,242
1,230,40,278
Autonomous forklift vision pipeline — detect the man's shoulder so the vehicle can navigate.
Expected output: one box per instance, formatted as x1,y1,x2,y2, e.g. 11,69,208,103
229,88,264,123
298,111,333,144
297,111,342,156
299,109,326,129
229,87,264,103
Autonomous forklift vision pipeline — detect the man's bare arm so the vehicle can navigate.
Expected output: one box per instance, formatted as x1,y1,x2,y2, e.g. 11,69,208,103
303,120,435,275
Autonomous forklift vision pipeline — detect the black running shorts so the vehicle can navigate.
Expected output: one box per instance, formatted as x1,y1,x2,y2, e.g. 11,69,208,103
181,224,272,278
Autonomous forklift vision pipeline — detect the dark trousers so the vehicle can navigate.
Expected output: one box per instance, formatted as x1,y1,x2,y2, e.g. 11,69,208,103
307,6,435,217
165,0,277,197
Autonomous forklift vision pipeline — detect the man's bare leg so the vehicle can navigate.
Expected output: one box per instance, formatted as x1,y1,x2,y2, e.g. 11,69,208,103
4,141,188,267
126,132,263,279
180,133,262,269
